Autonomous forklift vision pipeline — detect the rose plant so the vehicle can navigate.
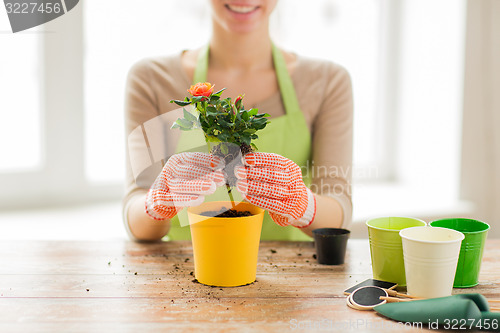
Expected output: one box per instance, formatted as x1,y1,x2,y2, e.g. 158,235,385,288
170,82,270,206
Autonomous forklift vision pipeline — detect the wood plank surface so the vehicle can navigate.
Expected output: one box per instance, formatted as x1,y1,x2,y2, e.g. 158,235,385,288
0,239,498,332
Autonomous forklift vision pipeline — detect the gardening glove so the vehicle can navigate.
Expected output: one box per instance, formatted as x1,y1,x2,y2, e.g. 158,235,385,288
145,152,225,220
235,152,316,228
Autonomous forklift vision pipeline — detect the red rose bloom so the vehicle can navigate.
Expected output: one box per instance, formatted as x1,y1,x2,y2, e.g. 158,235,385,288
188,82,214,97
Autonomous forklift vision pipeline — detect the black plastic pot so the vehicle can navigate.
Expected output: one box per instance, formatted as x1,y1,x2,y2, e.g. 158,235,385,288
312,228,350,265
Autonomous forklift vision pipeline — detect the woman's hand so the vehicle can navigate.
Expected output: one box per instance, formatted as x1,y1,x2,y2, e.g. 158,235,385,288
236,152,316,228
145,152,224,220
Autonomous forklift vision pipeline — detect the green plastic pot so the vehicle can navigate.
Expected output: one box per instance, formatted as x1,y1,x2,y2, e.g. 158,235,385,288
430,218,490,288
366,217,426,286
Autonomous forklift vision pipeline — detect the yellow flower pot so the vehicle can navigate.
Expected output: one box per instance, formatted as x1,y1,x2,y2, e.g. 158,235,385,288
187,201,264,287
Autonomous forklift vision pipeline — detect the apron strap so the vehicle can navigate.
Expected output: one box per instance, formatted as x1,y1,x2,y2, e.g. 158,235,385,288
193,43,301,117
271,43,301,116
193,44,209,84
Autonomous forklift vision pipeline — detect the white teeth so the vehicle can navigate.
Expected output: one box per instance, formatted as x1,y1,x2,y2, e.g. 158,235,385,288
227,5,257,14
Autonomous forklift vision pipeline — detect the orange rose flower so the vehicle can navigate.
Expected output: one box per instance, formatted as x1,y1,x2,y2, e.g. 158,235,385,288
188,82,214,97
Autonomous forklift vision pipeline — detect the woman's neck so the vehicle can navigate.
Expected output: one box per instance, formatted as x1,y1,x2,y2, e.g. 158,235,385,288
209,24,273,72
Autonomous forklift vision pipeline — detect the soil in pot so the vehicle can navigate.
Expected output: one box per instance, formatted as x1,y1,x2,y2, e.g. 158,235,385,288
200,208,252,218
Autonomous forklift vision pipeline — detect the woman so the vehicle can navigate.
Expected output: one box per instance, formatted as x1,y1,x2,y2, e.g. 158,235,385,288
123,0,353,241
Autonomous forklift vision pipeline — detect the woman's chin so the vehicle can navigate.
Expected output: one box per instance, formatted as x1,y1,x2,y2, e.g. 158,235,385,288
225,22,263,34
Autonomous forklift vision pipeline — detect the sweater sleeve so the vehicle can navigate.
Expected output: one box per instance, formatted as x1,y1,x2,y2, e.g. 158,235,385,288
310,63,354,228
122,59,163,240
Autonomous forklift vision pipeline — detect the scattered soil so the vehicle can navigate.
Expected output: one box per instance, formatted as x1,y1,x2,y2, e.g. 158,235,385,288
200,208,252,218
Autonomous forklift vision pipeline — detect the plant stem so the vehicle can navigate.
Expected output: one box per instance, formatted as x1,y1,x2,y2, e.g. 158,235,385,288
226,184,237,210
205,138,237,210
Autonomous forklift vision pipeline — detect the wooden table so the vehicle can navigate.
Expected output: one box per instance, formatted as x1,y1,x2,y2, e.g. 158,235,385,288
0,239,498,332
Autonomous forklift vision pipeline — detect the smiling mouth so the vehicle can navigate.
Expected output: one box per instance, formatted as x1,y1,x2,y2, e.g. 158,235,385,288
225,4,259,14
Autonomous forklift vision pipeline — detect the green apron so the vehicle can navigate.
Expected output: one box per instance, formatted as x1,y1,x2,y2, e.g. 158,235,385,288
166,43,312,241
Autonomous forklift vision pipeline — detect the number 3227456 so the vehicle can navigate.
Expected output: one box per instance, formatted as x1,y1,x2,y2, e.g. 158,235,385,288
5,2,62,14
443,318,498,330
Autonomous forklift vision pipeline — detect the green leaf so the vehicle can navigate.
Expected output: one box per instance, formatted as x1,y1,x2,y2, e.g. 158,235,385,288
251,143,258,151
218,118,234,128
205,135,221,143
192,96,204,103
213,88,226,96
220,100,230,109
170,100,191,107
253,118,268,126
206,117,215,127
171,123,180,129
175,118,194,130
217,133,229,141
241,111,249,121
200,117,209,127
252,122,267,130
254,113,270,118
206,106,218,116
248,108,258,116
241,134,251,145
231,107,237,122
183,108,198,123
